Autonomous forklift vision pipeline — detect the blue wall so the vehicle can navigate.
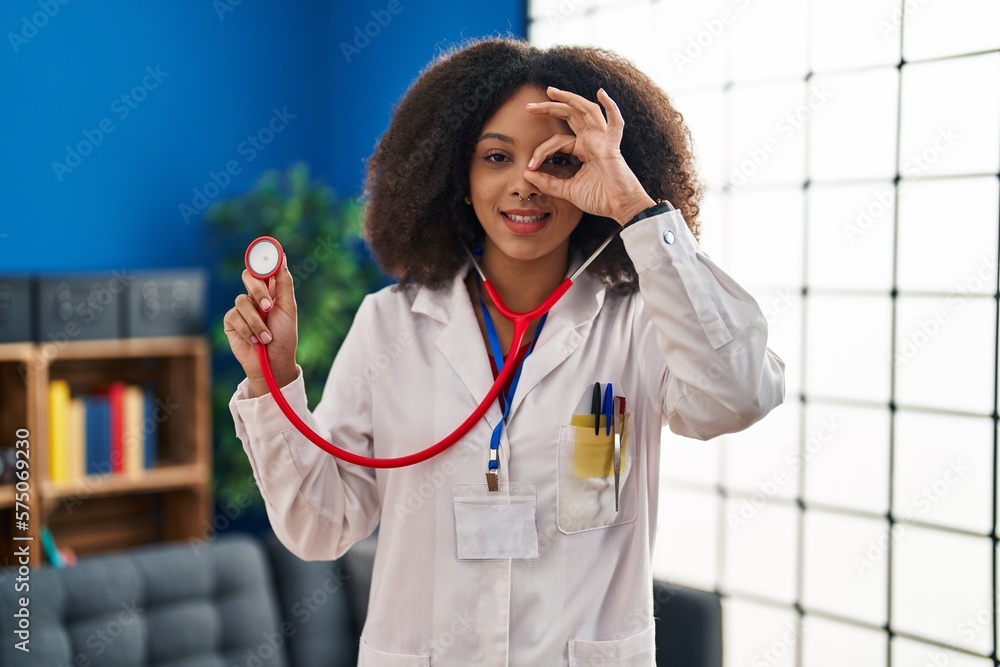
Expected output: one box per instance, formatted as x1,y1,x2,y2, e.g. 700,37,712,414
0,0,525,274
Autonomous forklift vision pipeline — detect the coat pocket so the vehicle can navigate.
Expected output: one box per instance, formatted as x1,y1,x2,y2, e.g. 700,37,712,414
358,637,430,667
569,626,656,666
556,419,637,534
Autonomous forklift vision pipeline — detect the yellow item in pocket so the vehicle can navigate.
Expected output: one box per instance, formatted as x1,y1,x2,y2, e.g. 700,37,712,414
568,413,630,478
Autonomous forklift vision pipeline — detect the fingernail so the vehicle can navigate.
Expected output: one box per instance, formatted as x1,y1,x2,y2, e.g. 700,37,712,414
260,331,272,344
548,85,560,90
261,298,272,311
250,335,259,345
526,102,536,107
527,158,535,170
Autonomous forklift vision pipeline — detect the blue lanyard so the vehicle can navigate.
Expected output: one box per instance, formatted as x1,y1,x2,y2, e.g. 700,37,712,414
476,281,547,479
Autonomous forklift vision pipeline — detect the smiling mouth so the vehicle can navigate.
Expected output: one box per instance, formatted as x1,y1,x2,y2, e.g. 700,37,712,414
501,211,550,223
500,210,551,235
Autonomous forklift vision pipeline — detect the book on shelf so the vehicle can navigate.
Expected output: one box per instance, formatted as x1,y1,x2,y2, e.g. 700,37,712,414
47,380,70,482
47,380,159,481
108,382,124,474
84,394,110,476
124,384,144,476
67,397,85,482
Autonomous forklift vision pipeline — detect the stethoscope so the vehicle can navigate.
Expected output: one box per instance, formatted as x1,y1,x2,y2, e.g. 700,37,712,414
244,229,619,468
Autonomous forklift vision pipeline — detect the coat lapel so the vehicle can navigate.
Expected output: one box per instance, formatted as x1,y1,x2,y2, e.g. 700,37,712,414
411,268,501,429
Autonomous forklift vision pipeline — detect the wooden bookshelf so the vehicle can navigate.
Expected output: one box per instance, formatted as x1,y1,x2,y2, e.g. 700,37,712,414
0,336,211,567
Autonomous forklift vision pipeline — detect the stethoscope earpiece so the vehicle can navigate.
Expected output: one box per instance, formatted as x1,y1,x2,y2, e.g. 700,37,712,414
245,236,284,281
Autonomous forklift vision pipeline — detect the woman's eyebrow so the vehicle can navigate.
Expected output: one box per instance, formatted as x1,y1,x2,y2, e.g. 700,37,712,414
477,132,514,145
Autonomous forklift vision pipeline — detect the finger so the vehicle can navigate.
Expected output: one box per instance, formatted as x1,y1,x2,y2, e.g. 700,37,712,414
526,100,598,138
545,86,606,127
242,269,274,313
528,133,578,171
525,100,575,121
234,293,273,344
523,167,570,201
597,88,625,143
224,308,261,346
272,253,296,312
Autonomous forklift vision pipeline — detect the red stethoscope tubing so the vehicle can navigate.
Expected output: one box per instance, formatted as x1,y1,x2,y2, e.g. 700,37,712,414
253,276,572,468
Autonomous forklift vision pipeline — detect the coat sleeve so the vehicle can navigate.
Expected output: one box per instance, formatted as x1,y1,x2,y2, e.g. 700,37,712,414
228,295,381,560
620,207,786,440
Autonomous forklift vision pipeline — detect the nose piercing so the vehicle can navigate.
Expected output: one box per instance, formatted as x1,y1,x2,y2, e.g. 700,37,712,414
517,193,534,201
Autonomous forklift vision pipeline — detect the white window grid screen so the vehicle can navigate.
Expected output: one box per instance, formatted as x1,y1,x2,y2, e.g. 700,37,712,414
528,1,1000,665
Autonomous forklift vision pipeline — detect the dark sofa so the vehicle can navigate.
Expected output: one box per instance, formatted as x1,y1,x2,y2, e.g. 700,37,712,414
0,532,721,666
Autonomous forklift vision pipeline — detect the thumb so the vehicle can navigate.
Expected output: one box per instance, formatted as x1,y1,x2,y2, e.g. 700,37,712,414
523,169,569,201
272,253,296,307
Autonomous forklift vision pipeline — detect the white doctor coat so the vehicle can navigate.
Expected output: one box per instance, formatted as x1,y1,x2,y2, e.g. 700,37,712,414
229,208,786,666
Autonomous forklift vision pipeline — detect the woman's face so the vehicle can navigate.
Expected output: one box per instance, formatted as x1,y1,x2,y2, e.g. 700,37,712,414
467,85,584,266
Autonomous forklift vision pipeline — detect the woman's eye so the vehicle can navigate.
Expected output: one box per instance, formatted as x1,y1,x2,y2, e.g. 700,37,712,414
540,153,582,178
484,152,509,163
546,153,580,167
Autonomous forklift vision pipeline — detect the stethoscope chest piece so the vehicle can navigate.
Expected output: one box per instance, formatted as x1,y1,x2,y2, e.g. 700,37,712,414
245,236,284,280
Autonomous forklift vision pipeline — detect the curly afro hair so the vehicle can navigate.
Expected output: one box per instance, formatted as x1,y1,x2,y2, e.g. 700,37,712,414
363,37,704,291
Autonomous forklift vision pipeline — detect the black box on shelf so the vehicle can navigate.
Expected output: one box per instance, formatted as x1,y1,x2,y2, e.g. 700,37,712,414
36,274,124,341
124,270,206,338
0,276,34,343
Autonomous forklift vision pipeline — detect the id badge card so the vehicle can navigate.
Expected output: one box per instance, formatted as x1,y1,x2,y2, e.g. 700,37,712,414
452,483,539,560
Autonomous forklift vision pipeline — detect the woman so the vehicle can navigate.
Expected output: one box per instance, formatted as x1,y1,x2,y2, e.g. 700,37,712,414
225,37,784,666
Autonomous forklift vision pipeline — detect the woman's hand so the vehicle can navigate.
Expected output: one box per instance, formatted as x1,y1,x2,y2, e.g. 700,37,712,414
523,86,656,226
223,254,299,396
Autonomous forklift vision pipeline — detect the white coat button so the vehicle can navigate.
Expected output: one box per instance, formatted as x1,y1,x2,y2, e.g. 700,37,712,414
663,230,675,245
